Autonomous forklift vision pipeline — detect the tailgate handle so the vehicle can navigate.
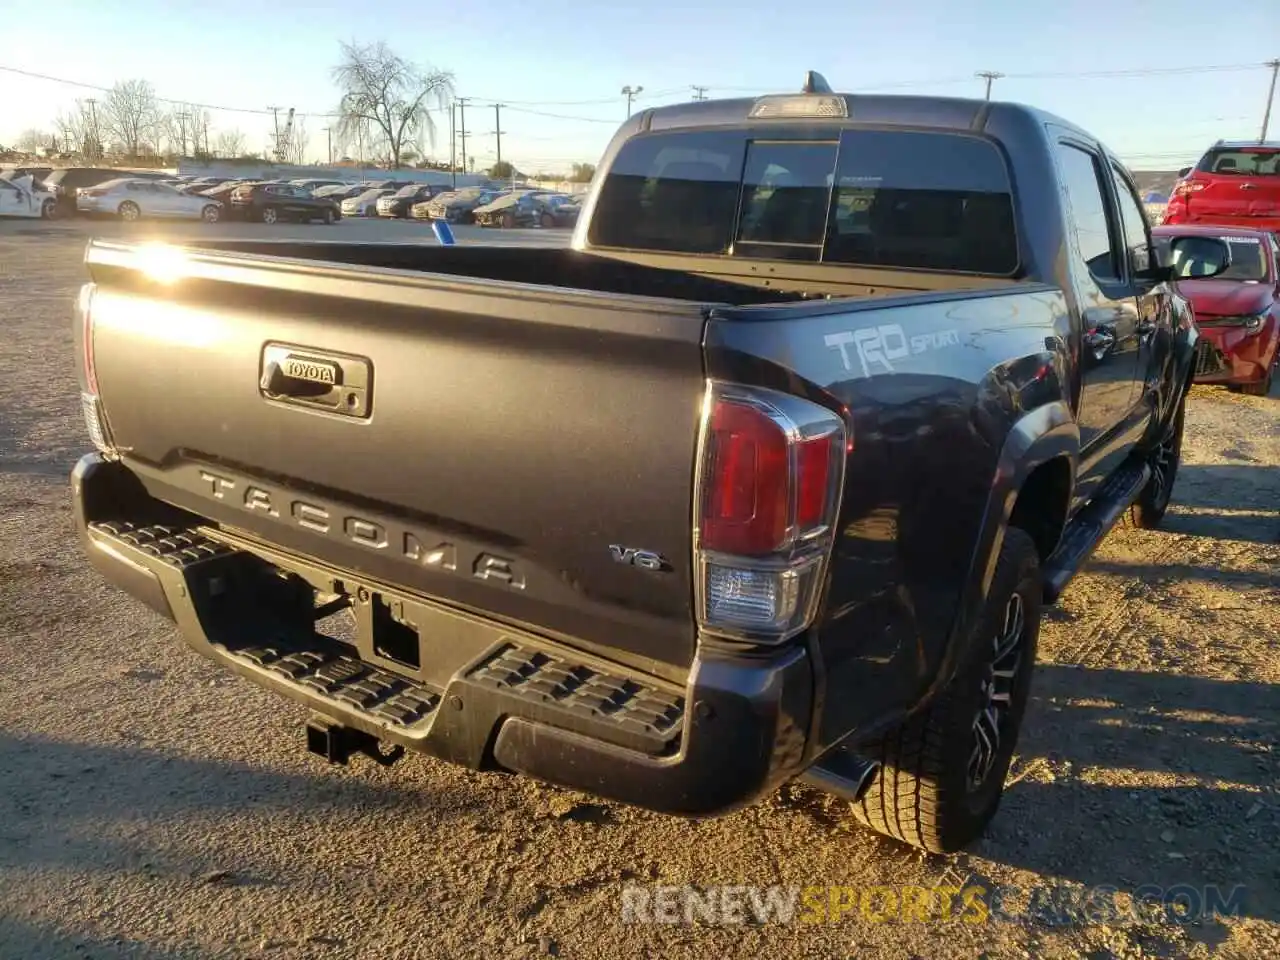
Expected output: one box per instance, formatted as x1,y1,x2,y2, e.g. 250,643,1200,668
260,344,372,418
260,360,332,399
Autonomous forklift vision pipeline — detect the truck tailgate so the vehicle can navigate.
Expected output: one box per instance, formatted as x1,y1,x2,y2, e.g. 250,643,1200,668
86,245,710,670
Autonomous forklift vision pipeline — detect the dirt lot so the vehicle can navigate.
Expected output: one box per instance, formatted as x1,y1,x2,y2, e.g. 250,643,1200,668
0,217,1277,960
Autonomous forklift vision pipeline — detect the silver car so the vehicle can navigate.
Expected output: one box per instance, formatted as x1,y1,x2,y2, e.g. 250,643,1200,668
341,188,396,218
76,178,223,223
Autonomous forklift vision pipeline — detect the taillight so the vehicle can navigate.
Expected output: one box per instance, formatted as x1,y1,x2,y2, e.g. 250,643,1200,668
75,283,114,455
1171,179,1206,199
694,382,848,643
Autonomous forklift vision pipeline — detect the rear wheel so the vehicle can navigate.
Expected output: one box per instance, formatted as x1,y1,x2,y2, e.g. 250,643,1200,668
260,206,279,225
40,198,55,219
501,210,516,229
851,528,1041,853
201,204,220,224
540,212,555,228
118,201,141,222
322,208,335,224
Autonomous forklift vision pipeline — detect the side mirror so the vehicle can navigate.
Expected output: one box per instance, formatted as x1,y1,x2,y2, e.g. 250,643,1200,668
1152,234,1232,281
1177,166,1192,178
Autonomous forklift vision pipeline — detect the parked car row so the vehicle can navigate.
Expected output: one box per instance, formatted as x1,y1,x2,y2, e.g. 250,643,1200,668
3,163,589,229
1158,138,1280,397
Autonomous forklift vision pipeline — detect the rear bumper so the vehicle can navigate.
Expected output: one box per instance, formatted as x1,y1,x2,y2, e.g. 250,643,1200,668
72,453,813,816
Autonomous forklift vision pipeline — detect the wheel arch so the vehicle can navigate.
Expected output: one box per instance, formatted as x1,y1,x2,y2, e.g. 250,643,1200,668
928,401,1078,700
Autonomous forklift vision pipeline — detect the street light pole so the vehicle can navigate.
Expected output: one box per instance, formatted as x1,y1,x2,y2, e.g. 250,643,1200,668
621,84,644,118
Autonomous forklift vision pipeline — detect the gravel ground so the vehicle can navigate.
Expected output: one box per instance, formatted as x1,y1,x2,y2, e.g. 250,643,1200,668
0,216,1277,960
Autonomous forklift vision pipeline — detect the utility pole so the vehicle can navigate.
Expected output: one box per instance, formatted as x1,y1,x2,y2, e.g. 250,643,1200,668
322,126,332,165
85,97,100,160
176,110,191,157
1261,59,1280,141
975,71,1004,101
456,97,470,176
267,106,281,161
492,103,505,171
449,102,457,188
691,85,709,101
621,84,643,118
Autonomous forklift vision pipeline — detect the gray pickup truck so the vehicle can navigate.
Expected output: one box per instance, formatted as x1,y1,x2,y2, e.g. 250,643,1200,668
71,73,1229,853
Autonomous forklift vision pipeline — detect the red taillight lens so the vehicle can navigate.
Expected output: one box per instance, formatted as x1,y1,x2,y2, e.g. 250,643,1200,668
695,383,847,642
795,432,837,530
702,400,789,555
79,283,98,394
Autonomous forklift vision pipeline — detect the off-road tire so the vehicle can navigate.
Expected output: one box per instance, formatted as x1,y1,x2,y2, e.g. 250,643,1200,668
1125,389,1186,529
851,527,1041,854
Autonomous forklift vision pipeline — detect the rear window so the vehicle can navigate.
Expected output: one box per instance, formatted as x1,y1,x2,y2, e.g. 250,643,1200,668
1197,149,1280,176
588,128,1018,274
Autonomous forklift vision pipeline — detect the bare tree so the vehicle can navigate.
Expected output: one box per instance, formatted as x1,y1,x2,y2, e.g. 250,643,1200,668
157,104,212,158
214,129,247,158
15,129,51,153
53,103,104,160
282,116,311,164
332,41,453,169
103,79,160,160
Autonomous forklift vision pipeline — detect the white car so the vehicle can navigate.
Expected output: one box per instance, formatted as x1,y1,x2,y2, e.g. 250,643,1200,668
76,178,223,223
0,174,56,218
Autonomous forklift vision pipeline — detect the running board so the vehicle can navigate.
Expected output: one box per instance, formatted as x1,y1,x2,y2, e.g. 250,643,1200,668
1042,458,1150,604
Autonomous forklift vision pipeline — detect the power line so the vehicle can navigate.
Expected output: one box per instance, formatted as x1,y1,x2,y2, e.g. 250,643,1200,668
691,85,709,101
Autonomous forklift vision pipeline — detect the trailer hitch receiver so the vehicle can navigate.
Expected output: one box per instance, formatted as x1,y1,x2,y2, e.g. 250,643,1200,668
305,716,405,767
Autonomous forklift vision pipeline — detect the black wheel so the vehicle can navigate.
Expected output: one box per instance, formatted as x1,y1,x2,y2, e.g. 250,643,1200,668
201,204,220,224
501,210,516,229
852,527,1041,853
1125,389,1186,529
540,212,555,228
260,206,279,225
322,208,335,224
40,198,55,219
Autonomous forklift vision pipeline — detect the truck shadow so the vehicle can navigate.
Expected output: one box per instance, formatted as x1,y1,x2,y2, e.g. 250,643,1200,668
977,663,1278,925
0,732,457,884
0,917,214,960
1160,464,1280,545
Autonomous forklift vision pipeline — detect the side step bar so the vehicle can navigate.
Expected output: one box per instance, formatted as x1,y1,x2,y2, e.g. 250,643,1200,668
1042,457,1150,604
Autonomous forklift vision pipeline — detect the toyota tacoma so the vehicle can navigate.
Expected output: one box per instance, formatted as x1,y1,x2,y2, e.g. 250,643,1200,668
70,74,1230,852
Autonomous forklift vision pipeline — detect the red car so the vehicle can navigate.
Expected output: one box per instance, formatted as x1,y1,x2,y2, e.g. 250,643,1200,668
1153,224,1280,396
1162,139,1280,233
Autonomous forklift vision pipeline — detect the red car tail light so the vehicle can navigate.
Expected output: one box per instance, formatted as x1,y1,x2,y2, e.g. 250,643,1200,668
694,382,848,643
1171,180,1207,199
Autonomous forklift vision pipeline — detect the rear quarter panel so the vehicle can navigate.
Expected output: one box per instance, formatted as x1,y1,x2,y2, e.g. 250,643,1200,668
706,285,1073,748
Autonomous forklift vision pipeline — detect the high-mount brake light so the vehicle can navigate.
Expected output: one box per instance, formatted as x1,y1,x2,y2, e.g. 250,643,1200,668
748,96,848,120
694,382,848,643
